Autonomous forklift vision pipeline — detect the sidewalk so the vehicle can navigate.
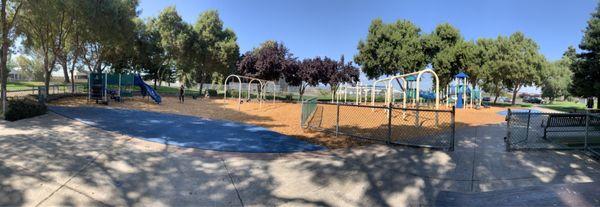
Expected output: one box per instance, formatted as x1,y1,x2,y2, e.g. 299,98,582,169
0,113,599,206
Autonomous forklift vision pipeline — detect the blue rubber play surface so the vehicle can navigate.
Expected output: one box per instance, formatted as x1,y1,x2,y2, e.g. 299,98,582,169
50,106,326,153
497,109,542,116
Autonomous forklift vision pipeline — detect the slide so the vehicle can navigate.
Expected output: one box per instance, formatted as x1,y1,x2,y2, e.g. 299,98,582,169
134,74,161,104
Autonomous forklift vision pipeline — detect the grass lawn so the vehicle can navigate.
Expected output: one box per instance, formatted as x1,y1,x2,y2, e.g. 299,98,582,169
154,85,200,95
487,102,533,108
4,81,87,91
6,81,46,91
539,101,589,112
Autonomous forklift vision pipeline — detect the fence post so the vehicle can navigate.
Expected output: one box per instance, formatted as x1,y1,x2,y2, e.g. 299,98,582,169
506,108,512,151
585,111,589,150
450,106,455,151
415,104,420,127
526,109,531,142
387,103,392,144
335,102,340,137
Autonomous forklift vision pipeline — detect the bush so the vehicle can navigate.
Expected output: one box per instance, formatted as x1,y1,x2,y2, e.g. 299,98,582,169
207,89,218,97
5,98,47,121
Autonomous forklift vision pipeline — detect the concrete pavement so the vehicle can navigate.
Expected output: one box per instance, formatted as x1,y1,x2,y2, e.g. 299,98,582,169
1,113,599,206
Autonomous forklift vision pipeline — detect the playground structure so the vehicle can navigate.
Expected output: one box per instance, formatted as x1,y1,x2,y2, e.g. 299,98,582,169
88,73,161,104
223,74,277,110
369,68,440,109
443,72,483,109
335,83,389,105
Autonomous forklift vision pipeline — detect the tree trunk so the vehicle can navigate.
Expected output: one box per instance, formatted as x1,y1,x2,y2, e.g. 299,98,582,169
596,97,600,110
198,72,205,97
0,0,8,114
511,85,520,106
70,69,75,94
61,57,70,83
493,90,500,104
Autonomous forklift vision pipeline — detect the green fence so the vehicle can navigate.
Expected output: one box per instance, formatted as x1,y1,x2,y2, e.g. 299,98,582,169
301,97,318,128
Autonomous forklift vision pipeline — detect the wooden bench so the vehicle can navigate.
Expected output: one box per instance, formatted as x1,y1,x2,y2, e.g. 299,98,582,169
543,113,600,139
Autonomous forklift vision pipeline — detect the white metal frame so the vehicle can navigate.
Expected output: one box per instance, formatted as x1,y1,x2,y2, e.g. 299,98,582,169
370,69,440,109
223,74,276,110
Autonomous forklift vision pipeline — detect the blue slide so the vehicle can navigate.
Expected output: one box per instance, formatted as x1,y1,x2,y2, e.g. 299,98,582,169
134,74,161,104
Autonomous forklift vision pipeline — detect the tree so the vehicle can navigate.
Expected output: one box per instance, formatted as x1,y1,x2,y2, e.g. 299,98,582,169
476,37,506,104
541,57,573,103
237,40,291,80
295,57,327,100
18,0,73,95
134,18,168,88
0,0,21,114
193,10,239,95
326,55,360,99
354,19,427,79
79,0,137,73
571,2,600,109
502,32,545,105
151,6,187,87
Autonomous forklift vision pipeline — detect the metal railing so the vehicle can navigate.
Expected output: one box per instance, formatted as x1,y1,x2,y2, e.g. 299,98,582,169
302,101,455,151
505,109,600,151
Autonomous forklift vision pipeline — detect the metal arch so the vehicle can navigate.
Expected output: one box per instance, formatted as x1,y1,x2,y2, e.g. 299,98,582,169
415,68,440,109
223,74,272,110
223,75,242,100
381,69,440,109
247,78,264,100
262,81,277,103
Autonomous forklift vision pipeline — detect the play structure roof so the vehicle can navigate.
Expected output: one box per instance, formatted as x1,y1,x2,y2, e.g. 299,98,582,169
455,72,468,78
405,75,417,81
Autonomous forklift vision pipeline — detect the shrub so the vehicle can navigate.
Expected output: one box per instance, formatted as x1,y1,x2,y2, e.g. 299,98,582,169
207,89,218,97
4,98,47,121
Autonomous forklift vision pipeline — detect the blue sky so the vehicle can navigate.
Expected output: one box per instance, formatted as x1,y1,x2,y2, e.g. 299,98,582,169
139,0,596,92
140,0,595,61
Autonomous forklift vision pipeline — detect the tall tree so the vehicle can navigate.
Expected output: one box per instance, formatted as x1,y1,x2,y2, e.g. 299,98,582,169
354,19,427,79
327,55,360,98
18,0,73,95
295,57,327,100
79,0,137,73
193,10,239,95
541,56,573,103
476,37,505,104
502,32,545,105
149,6,186,87
0,0,21,114
571,2,600,108
237,40,291,80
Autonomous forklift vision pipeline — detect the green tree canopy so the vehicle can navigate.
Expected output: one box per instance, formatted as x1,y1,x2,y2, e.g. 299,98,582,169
354,19,427,79
541,51,573,103
502,32,546,105
571,2,600,107
193,10,239,93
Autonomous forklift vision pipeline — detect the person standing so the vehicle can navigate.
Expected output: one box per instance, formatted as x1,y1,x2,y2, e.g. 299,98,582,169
179,85,185,103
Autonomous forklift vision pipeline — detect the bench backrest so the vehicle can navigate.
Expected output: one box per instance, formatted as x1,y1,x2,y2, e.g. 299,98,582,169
547,114,586,127
548,114,600,127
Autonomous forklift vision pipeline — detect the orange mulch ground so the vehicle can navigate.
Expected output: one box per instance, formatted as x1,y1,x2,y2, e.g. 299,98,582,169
50,96,510,148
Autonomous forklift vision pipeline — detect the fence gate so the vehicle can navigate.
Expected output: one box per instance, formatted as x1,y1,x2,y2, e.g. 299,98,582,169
301,101,456,151
505,109,600,151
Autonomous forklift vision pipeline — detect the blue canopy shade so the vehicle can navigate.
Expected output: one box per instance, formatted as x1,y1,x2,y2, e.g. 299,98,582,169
455,72,469,78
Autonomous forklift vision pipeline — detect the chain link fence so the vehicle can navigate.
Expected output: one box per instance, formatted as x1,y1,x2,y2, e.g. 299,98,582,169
301,102,455,151
505,109,600,151
5,84,87,98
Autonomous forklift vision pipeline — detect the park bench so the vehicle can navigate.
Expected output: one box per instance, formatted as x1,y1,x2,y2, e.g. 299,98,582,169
543,113,600,139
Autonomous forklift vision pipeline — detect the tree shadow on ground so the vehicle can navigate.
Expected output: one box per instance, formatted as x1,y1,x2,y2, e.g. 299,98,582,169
0,98,599,206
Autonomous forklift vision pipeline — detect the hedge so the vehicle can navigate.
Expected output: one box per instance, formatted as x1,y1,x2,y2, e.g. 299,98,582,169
5,98,47,121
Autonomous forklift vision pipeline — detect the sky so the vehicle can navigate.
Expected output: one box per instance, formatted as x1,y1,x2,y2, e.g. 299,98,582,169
139,0,597,93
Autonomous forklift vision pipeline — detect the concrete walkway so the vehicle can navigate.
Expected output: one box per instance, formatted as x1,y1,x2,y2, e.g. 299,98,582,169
1,113,600,206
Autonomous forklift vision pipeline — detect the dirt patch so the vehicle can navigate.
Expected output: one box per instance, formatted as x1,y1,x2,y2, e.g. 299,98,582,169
50,96,509,148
